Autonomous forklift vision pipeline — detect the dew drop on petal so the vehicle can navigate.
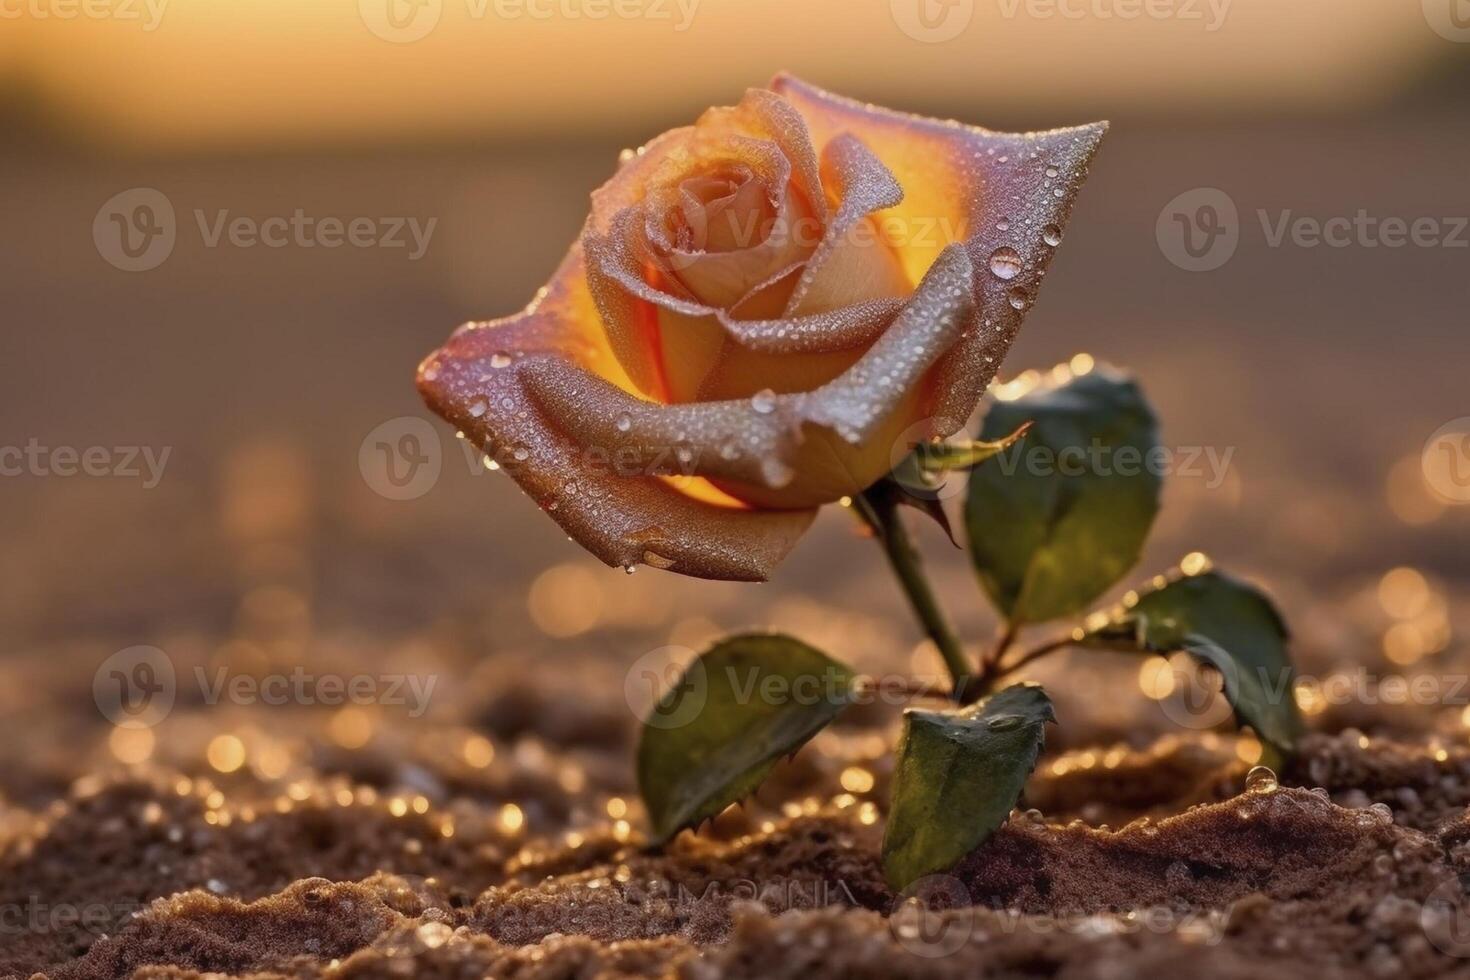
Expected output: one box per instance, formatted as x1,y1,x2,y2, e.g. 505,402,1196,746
467,398,487,418
1042,224,1063,247
1007,287,1031,311
988,247,1023,281
750,389,777,414
489,352,512,369
615,413,632,433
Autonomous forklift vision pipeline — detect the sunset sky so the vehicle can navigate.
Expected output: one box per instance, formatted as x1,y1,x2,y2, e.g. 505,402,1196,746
4,0,1460,150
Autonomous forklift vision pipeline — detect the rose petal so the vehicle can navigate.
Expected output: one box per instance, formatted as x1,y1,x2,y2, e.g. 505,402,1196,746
716,297,903,353
517,246,977,509
771,73,1108,434
784,134,908,316
585,131,916,404
417,244,816,582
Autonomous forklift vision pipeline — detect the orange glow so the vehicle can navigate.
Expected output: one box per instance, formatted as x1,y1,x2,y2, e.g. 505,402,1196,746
4,2,1446,151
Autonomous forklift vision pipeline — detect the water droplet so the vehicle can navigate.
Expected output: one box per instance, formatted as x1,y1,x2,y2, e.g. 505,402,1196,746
512,447,529,461
997,218,1011,232
750,389,777,414
467,398,487,418
615,413,632,433
416,921,453,949
986,714,1023,732
489,352,512,369
1053,188,1065,199
1007,287,1031,311
1045,166,1059,178
622,564,637,575
1042,224,1063,247
1244,765,1278,794
988,247,1023,281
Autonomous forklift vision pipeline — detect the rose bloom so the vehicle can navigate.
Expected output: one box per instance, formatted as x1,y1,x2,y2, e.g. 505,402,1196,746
418,75,1105,581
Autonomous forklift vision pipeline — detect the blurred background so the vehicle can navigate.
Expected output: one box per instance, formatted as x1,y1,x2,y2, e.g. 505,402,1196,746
0,0,1467,804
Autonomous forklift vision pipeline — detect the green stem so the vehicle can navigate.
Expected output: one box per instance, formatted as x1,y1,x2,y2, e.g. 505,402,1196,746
855,491,975,702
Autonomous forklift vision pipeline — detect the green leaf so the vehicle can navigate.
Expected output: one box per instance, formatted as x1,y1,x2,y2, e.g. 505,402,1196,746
1085,568,1304,751
637,634,859,844
882,683,1054,891
965,367,1161,624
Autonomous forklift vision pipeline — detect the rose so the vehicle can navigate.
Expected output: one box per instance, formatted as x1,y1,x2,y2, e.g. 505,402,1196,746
417,75,1106,581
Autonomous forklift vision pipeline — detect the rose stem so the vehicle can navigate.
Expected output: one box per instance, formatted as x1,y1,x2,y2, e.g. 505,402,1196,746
853,491,975,702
